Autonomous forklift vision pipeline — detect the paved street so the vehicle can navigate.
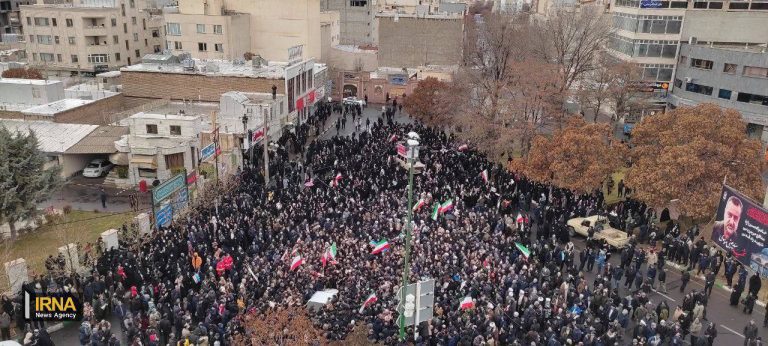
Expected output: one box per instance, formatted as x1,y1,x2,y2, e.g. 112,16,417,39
40,175,137,213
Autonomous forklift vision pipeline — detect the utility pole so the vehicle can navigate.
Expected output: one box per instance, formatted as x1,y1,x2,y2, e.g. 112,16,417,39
399,132,420,341
264,85,277,185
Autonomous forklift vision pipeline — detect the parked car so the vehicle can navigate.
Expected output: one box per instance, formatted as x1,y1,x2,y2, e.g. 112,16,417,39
343,97,366,107
83,158,114,178
567,215,630,249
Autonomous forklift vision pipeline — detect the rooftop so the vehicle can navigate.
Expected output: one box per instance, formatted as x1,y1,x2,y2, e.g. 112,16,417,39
687,42,768,54
128,112,202,121
376,10,464,19
96,71,121,78
0,78,62,86
222,91,282,106
21,0,119,9
0,120,98,153
21,99,95,116
123,59,289,79
333,45,378,54
66,125,128,154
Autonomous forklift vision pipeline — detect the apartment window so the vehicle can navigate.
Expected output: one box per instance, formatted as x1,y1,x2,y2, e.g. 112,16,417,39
214,43,223,52
743,66,768,78
56,54,62,62
196,24,205,33
121,4,126,16
730,2,749,9
131,17,136,25
69,37,76,45
115,52,121,61
152,29,160,38
66,18,73,27
40,53,54,62
679,55,687,64
752,2,768,9
146,124,158,134
88,54,109,63
154,45,161,53
142,19,146,30
32,53,37,61
174,41,182,50
111,18,117,27
170,125,182,135
138,168,157,178
133,33,138,41
129,0,135,8
71,54,78,63
724,63,737,74
690,58,713,70
54,36,59,44
737,92,768,106
26,17,30,25
37,35,52,45
693,1,707,8
125,40,130,50
113,35,118,44
198,42,207,51
135,49,140,58
144,39,148,47
167,23,181,36
350,0,367,6
213,25,222,34
718,89,732,100
123,23,128,33
685,82,713,96
709,2,723,9
51,18,57,27
33,17,49,26
674,78,683,88
28,35,34,43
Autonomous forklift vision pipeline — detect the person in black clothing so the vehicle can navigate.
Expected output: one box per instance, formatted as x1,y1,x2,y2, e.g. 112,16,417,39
681,269,691,293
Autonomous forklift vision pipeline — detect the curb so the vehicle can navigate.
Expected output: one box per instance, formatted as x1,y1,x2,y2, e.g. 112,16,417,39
665,262,767,308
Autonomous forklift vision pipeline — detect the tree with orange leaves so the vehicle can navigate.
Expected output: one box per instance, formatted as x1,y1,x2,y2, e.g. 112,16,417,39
404,77,454,125
625,103,764,219
512,117,626,193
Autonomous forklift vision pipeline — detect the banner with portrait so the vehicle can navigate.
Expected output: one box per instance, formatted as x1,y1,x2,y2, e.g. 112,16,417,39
711,185,768,275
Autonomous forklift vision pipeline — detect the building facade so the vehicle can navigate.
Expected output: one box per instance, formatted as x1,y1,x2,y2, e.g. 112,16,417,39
162,0,250,61
320,0,377,46
319,10,340,64
377,12,464,68
20,0,165,76
1,0,25,39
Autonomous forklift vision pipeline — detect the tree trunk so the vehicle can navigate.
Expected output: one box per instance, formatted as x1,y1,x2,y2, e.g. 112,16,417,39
8,220,17,240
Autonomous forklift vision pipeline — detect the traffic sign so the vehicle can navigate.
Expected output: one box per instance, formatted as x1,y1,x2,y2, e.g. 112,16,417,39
201,142,216,161
396,278,435,327
156,203,172,228
152,173,185,204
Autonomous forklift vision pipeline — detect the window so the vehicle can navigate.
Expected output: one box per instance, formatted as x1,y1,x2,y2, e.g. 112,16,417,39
145,39,148,46
65,18,73,27
743,66,768,78
685,82,713,96
54,36,59,44
115,52,121,61
214,43,223,52
674,78,683,88
679,55,687,64
111,18,117,27
693,1,707,8
138,168,157,178
125,40,129,50
123,23,128,33
135,49,140,58
350,0,367,6
170,125,182,135
113,35,119,44
154,45,161,53
752,2,768,9
146,124,158,134
198,42,207,51
71,54,78,63
174,41,182,50
724,63,737,74
152,29,160,38
167,23,181,36
213,25,222,34
33,17,49,26
129,0,135,8
26,17,30,25
131,17,136,25
40,53,54,62
88,54,109,63
121,4,126,16
197,24,205,33
56,54,62,62
730,2,749,9
690,58,713,70
718,89,732,100
737,92,768,106
51,18,57,27
32,53,37,61
28,35,34,43
142,18,146,30
708,1,723,9
133,33,138,41
68,37,76,45
37,35,52,44
670,1,687,7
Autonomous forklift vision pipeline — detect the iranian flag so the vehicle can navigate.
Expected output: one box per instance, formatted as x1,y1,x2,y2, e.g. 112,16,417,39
515,242,530,258
480,169,488,184
389,134,398,142
439,199,454,214
413,198,426,212
458,144,468,152
359,292,378,313
431,203,440,220
330,173,343,188
290,254,304,271
516,213,524,223
370,240,390,254
304,179,314,187
460,296,475,310
321,243,338,267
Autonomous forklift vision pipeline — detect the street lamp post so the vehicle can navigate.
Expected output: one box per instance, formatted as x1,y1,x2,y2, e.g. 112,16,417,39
399,131,420,341
242,111,249,167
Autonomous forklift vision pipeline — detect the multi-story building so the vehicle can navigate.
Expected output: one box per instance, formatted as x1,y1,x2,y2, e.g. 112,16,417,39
320,0,377,46
377,11,464,68
20,0,165,76
1,0,25,40
668,11,768,143
319,10,340,64
162,0,321,62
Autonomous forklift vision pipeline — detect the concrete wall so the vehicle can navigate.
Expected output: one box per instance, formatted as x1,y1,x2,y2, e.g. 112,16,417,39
60,153,94,177
321,0,376,46
378,16,463,68
0,79,64,105
680,11,768,44
121,70,286,101
327,46,378,72
53,92,124,124
319,11,340,64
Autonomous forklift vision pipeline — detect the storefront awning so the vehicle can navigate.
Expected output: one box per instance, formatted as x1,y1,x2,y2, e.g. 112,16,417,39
130,155,157,169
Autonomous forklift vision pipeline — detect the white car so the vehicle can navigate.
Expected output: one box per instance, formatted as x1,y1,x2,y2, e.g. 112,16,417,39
343,97,366,107
83,158,114,178
567,215,630,249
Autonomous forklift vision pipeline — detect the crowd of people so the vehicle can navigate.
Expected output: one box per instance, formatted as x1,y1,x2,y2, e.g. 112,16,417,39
5,110,766,346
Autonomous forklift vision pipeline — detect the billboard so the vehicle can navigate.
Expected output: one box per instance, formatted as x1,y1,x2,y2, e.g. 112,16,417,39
711,186,768,275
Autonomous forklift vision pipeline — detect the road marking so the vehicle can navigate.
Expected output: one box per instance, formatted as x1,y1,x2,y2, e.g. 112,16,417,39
652,290,676,302
721,324,745,338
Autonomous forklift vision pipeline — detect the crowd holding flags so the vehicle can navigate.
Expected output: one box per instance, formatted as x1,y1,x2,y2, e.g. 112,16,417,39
370,240,391,254
460,296,475,310
330,172,343,188
290,254,304,271
480,169,489,184
321,242,338,267
359,292,378,313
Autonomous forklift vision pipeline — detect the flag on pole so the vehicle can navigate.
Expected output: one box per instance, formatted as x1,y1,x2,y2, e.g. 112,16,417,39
370,240,390,254
413,198,426,212
290,254,304,271
431,203,440,220
304,179,314,187
460,296,475,310
389,134,398,142
321,243,338,267
515,242,530,258
359,292,378,313
480,169,488,184
458,144,468,152
439,199,454,214
330,173,342,188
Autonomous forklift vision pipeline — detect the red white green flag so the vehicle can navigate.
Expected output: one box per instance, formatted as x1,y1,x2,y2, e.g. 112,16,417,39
370,240,390,254
413,198,426,212
460,296,475,310
359,292,378,313
516,213,524,223
431,203,440,220
290,254,304,271
321,242,338,267
515,242,530,258
439,199,454,214
480,169,488,183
